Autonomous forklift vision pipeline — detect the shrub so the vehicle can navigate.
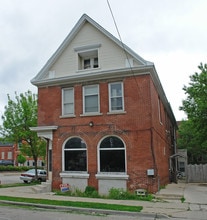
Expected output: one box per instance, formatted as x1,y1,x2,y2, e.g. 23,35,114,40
108,188,136,200
84,186,99,198
0,166,43,172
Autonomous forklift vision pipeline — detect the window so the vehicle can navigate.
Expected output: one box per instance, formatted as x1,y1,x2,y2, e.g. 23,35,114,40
158,97,163,124
109,82,124,111
83,57,98,69
64,137,87,171
83,85,99,113
62,88,74,115
99,136,126,172
7,152,12,159
78,50,99,70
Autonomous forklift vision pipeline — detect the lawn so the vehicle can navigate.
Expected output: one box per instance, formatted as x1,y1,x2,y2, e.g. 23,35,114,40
0,195,143,212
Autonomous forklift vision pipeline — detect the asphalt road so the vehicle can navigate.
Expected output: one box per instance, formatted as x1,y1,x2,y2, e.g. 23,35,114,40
0,206,159,220
0,172,22,184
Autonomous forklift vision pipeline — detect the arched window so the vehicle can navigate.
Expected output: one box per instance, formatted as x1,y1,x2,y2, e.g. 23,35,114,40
99,136,126,172
64,137,87,171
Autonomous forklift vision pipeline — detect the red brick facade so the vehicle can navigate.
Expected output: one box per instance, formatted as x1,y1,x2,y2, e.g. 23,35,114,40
37,75,176,193
0,143,16,163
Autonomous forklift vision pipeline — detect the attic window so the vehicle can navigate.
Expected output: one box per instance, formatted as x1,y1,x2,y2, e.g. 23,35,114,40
78,50,99,70
74,44,101,71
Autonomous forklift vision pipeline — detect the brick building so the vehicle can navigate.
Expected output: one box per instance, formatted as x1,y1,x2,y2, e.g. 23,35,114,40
31,14,177,194
0,142,16,165
0,142,45,167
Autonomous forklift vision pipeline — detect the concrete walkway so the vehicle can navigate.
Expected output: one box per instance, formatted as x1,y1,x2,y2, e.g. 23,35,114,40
0,182,207,219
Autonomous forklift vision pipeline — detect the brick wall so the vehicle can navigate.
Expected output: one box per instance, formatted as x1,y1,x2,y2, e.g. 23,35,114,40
38,74,174,193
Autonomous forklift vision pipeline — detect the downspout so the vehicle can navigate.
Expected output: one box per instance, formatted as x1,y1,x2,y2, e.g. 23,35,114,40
150,127,159,190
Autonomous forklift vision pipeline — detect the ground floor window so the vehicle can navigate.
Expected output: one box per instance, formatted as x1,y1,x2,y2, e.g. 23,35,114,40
64,137,87,171
99,136,126,172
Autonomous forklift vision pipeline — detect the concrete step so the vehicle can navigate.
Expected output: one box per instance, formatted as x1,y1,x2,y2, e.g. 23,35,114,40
155,193,183,200
31,181,51,194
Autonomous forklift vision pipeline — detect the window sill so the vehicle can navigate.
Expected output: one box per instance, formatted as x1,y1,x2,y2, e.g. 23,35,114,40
107,111,126,115
80,113,103,117
60,172,89,179
76,67,101,73
95,173,129,180
60,114,76,118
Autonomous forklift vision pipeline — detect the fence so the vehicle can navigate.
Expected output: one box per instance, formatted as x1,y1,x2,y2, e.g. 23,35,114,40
187,164,207,183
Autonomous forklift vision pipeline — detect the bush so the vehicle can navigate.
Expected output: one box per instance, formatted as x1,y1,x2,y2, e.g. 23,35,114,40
55,186,153,201
108,188,154,201
108,188,136,200
84,186,99,198
0,166,43,172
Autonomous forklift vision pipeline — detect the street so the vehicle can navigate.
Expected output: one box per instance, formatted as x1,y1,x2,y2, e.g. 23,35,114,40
0,206,159,220
1,173,207,219
0,172,21,184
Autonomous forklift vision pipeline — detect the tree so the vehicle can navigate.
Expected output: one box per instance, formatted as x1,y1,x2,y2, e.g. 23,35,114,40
17,154,26,166
179,63,207,163
0,91,46,178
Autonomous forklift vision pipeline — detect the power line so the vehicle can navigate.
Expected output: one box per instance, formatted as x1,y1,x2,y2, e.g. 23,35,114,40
106,0,143,98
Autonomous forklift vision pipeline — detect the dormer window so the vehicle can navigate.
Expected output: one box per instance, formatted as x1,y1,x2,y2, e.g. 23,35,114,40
74,44,101,71
83,57,98,69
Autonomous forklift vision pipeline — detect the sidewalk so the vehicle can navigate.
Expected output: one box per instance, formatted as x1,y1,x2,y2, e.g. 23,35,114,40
0,182,190,218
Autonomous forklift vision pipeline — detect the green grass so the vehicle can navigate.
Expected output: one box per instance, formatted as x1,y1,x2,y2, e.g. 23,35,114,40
0,195,142,212
0,182,39,188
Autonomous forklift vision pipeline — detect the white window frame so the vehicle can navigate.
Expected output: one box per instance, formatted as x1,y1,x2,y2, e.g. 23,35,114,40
83,56,99,69
83,85,100,114
109,82,124,112
62,88,74,116
97,135,127,174
74,44,101,71
7,152,12,160
62,137,87,172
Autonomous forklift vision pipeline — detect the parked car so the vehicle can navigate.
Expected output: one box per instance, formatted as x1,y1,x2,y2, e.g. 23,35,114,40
20,169,47,183
0,160,14,166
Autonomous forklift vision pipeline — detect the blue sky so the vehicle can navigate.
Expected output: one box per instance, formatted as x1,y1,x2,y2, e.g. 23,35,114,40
1,0,207,122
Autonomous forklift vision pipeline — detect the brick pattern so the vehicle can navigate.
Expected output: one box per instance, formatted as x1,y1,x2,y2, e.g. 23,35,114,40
38,74,175,193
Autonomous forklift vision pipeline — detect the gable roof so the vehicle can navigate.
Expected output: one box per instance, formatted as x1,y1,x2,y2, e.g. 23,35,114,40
31,14,153,85
30,14,177,126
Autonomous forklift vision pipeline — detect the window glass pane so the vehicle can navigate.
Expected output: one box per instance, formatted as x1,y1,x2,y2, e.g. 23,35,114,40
93,57,98,68
64,103,74,115
111,97,123,110
100,136,124,148
99,136,125,173
85,95,98,112
84,59,91,69
65,138,86,149
65,150,86,171
110,83,123,111
100,150,125,172
63,89,74,114
64,89,73,102
84,85,99,113
111,83,122,97
85,86,98,95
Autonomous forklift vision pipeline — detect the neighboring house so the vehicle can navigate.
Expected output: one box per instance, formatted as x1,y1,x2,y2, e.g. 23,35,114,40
0,142,44,167
31,14,177,194
0,142,15,165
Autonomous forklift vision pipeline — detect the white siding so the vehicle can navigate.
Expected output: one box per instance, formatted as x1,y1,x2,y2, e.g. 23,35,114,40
49,22,142,78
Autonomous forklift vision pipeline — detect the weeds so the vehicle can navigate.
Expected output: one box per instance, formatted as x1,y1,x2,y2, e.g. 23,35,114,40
181,196,185,203
55,186,153,201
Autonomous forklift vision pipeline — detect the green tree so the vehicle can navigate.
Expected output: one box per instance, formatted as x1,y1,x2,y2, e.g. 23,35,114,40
17,154,26,165
0,91,46,178
179,63,207,163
